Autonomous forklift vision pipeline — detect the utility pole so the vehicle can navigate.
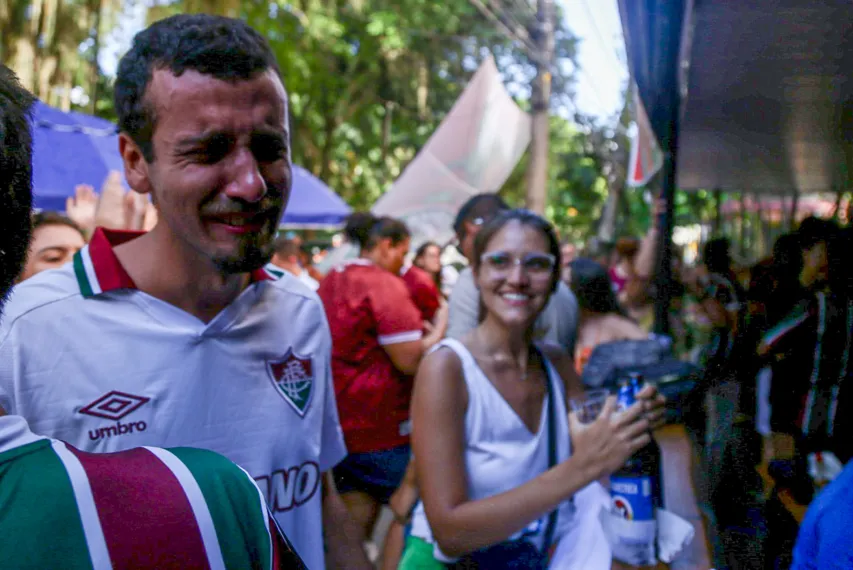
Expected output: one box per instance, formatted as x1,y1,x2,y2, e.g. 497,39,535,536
526,0,554,215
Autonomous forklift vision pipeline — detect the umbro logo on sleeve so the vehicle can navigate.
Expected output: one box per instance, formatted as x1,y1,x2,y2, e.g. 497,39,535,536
79,391,151,441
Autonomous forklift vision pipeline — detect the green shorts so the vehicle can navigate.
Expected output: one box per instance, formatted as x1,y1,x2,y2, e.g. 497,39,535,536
399,535,445,570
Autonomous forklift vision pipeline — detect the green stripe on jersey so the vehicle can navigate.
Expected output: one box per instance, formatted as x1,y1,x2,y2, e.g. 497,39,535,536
265,265,285,279
0,440,94,569
73,251,94,298
169,447,273,570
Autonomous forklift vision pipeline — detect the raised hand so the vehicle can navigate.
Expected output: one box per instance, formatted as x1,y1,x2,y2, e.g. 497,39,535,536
94,171,128,230
65,184,99,238
123,191,148,231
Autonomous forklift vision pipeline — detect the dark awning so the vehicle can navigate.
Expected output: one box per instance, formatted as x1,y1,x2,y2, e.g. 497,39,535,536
619,0,853,195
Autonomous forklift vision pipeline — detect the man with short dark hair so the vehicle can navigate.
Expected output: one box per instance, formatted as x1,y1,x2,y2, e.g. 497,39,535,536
18,212,86,281
446,193,579,351
269,235,319,291
797,216,835,291
0,16,369,570
0,63,308,570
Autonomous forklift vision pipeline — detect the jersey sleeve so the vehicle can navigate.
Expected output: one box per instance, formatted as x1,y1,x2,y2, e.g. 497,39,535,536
446,268,480,340
319,353,347,472
371,276,424,346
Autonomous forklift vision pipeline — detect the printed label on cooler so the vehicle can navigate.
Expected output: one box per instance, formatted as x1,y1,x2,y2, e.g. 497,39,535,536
610,475,655,521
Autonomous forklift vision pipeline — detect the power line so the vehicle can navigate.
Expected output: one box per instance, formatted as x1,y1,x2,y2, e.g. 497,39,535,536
467,0,540,61
486,0,534,38
578,0,624,67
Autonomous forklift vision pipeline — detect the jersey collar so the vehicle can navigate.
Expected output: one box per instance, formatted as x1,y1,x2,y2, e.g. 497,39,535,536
73,228,276,298
73,228,140,297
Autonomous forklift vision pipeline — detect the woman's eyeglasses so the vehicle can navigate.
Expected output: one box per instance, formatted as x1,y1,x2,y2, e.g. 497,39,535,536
479,251,556,279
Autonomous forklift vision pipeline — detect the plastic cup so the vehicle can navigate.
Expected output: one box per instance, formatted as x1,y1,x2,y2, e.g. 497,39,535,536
570,389,611,424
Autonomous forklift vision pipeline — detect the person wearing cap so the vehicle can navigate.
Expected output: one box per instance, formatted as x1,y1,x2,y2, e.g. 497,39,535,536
447,193,579,353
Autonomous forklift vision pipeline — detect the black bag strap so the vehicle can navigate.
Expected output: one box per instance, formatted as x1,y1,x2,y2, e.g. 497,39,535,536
534,345,559,554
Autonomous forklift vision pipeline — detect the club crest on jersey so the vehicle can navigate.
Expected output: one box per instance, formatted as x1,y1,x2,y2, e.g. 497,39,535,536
267,349,314,417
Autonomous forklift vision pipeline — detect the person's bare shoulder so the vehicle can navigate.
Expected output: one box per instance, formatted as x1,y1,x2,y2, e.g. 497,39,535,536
604,314,647,340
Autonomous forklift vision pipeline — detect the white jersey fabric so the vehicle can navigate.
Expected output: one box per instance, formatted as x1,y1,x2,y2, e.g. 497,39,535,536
410,338,575,561
0,229,347,570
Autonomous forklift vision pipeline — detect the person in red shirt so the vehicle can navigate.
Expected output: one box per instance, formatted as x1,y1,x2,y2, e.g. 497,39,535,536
401,262,442,322
413,241,444,295
318,213,448,543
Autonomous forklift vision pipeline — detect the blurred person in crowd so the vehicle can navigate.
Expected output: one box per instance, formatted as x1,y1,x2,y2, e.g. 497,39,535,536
797,216,835,292
402,209,665,567
560,241,576,267
608,237,639,296
413,241,443,295
610,199,666,330
0,64,307,570
0,16,370,570
318,212,448,547
758,223,851,457
378,244,445,568
401,258,443,323
300,248,326,283
695,237,745,374
17,212,86,282
269,235,319,291
566,258,648,375
447,193,579,353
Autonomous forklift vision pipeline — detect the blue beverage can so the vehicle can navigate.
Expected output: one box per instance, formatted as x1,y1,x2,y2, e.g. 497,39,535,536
629,373,643,397
617,383,635,412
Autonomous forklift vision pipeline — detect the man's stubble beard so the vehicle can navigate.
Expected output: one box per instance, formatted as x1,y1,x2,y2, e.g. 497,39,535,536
212,232,276,275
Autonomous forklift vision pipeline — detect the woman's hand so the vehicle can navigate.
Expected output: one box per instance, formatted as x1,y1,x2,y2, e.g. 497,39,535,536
635,383,667,430
569,396,651,480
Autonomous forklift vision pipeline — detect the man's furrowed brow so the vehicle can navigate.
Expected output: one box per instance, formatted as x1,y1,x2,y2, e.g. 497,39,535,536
174,131,229,152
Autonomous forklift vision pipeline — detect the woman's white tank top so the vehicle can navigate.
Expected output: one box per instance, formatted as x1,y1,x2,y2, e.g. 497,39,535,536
409,338,575,559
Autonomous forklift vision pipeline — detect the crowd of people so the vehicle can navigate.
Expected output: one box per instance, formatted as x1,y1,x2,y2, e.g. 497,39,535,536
1,10,851,570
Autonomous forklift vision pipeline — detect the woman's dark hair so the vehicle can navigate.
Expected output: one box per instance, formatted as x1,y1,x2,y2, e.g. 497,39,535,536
414,241,443,291
344,212,410,251
568,258,627,317
471,209,561,294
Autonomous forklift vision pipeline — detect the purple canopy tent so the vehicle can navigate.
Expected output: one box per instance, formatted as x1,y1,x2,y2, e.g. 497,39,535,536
31,101,125,211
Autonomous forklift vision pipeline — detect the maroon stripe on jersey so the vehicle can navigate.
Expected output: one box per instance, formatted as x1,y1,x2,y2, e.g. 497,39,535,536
270,516,282,570
88,228,138,292
67,446,211,570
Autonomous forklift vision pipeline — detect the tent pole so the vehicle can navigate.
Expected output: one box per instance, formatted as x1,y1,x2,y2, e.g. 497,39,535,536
652,115,679,336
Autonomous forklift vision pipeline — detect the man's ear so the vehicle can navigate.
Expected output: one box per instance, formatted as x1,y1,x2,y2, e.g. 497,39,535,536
118,133,153,196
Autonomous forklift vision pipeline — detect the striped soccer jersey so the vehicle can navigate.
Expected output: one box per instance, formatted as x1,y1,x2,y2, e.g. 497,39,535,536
0,228,348,570
0,416,306,570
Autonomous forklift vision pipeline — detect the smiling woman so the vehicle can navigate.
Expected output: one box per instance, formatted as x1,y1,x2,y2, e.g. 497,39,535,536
405,209,667,569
